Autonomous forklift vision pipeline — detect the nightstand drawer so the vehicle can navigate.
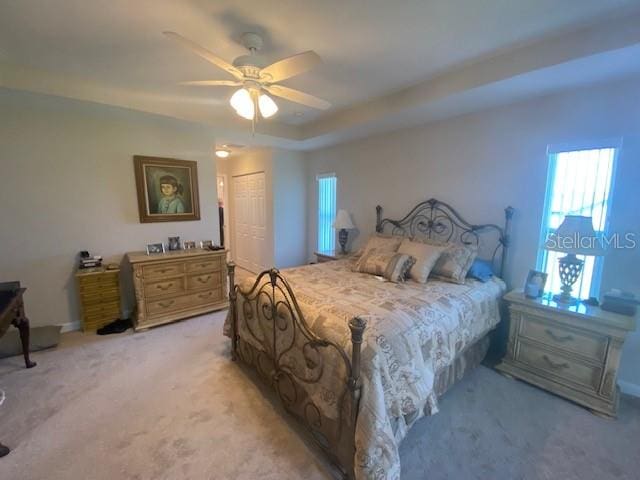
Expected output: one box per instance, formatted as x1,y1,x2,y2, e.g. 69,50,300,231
517,341,603,390
519,316,607,362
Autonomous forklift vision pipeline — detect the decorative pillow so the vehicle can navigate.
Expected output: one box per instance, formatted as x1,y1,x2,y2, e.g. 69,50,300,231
423,240,477,284
467,258,494,282
353,251,416,283
397,238,445,283
358,234,403,258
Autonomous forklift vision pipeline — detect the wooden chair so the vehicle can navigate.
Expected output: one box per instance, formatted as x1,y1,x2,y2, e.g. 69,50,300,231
1,281,36,458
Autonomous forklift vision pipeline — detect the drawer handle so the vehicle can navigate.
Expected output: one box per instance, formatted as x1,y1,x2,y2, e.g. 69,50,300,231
197,275,211,283
542,355,570,371
545,329,574,343
199,263,210,268
157,268,171,274
159,300,175,308
156,283,173,290
198,292,212,299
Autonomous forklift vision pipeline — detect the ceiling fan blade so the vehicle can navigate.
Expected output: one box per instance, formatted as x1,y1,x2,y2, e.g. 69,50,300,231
163,31,244,80
264,85,331,110
179,80,242,87
260,51,321,83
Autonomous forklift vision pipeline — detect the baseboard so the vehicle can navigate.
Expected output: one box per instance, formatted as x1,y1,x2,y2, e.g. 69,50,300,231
59,309,130,334
60,321,81,333
619,380,640,398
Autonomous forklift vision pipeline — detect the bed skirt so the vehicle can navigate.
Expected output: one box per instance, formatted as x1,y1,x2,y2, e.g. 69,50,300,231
434,334,490,398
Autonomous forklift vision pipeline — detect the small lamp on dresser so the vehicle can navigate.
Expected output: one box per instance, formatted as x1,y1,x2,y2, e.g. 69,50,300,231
544,215,604,305
333,210,355,254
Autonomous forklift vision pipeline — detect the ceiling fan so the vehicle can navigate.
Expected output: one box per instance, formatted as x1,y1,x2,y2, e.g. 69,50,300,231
164,31,330,127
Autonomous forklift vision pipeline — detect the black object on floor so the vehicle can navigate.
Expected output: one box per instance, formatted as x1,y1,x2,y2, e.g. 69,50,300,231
96,319,132,335
0,442,9,458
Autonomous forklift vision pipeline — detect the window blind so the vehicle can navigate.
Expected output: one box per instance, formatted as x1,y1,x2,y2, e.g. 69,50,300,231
317,174,337,252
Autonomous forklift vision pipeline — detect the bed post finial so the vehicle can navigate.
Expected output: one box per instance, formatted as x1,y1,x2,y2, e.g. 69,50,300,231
227,262,238,360
500,207,514,279
376,205,382,233
348,317,366,398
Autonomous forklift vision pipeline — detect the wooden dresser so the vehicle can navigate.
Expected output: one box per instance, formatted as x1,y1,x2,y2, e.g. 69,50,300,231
497,289,636,418
76,267,121,332
127,249,228,331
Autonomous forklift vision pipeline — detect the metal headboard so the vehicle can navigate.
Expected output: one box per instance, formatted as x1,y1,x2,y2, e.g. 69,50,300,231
376,198,514,278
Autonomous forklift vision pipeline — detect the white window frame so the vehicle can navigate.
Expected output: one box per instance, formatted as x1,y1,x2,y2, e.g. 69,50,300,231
536,139,621,299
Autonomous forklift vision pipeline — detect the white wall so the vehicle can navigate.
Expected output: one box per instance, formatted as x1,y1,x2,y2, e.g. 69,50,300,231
305,76,640,391
273,149,307,268
218,147,307,271
0,89,220,329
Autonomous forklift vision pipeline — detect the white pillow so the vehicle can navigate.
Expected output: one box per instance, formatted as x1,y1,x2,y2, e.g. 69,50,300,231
397,238,445,283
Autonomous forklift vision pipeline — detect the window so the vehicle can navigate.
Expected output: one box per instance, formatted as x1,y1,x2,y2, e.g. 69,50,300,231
537,144,619,299
317,173,337,252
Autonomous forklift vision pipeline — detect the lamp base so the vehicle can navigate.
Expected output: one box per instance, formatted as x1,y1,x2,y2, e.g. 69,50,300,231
555,253,584,306
338,229,349,254
553,292,579,306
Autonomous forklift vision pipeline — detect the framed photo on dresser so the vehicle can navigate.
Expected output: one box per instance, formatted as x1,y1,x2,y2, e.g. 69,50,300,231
134,155,200,223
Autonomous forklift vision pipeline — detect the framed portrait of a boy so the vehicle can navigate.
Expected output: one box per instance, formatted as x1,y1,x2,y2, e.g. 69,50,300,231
134,156,200,223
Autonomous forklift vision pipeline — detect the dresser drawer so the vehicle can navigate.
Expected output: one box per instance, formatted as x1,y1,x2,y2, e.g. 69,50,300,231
185,289,223,306
84,302,120,319
143,262,184,279
517,341,602,390
80,287,120,306
78,275,119,293
146,296,186,315
186,272,221,291
185,257,222,273
144,277,184,298
519,316,608,362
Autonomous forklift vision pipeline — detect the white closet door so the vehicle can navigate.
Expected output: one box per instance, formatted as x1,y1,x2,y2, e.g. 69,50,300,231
233,172,266,273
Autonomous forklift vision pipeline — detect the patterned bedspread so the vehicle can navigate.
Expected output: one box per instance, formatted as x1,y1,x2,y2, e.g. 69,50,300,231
225,258,505,479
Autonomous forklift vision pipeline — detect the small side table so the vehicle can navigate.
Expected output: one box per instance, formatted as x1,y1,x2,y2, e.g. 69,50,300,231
76,267,121,332
497,289,636,418
314,250,350,263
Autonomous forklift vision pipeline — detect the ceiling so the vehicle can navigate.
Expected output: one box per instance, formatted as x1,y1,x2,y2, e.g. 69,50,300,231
2,0,640,149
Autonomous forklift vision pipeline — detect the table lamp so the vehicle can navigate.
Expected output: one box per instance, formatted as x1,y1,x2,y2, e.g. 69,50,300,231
544,215,604,305
333,210,355,254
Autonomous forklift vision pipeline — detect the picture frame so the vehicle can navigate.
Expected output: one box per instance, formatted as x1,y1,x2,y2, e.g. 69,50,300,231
200,240,213,249
134,155,200,223
524,269,548,298
167,236,181,251
183,241,197,249
146,243,165,255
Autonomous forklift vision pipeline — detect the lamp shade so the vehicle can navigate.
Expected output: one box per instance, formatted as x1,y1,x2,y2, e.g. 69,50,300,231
333,210,355,229
230,88,255,120
258,94,278,118
544,215,604,256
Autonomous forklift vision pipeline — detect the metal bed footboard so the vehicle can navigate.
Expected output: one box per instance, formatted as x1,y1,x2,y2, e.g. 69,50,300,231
227,263,365,479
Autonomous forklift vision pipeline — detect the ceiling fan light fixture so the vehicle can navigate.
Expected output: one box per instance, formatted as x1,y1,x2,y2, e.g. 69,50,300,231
258,93,278,118
215,147,230,158
230,88,254,120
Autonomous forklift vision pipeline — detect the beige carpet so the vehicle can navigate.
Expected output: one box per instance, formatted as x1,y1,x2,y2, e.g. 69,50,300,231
1,312,638,480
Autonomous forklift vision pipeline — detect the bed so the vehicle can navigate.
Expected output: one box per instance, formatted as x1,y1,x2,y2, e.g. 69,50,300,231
224,198,514,479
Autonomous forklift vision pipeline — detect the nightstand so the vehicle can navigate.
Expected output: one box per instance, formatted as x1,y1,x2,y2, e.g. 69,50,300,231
497,289,636,418
314,250,349,263
76,267,121,332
